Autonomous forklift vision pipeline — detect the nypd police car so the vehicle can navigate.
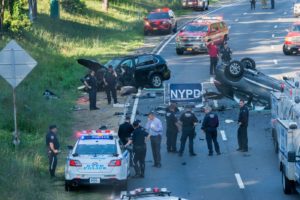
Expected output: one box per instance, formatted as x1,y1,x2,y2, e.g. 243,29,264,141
64,129,130,191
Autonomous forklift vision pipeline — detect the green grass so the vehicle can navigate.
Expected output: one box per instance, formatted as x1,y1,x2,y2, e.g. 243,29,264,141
0,0,187,199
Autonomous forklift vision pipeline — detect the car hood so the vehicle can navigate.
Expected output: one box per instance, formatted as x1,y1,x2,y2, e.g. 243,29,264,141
148,19,170,23
286,32,300,37
77,59,106,72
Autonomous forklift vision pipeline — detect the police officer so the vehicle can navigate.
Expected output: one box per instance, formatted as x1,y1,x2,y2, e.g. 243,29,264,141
237,99,249,152
201,106,220,156
178,105,198,157
118,116,134,145
250,0,256,10
84,70,99,110
166,103,179,153
220,42,232,64
125,120,149,178
46,125,60,178
104,65,118,105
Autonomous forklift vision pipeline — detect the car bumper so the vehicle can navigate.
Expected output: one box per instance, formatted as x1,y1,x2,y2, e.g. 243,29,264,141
144,25,171,32
176,41,207,52
65,177,125,186
284,44,300,52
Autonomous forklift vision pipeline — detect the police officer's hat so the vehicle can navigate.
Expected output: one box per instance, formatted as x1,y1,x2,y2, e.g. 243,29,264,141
49,125,57,130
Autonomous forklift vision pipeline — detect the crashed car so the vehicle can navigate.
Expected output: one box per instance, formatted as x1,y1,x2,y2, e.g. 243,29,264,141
214,58,283,108
78,54,171,89
116,188,187,200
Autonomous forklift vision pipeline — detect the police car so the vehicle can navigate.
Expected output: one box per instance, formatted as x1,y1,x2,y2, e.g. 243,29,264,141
116,188,188,200
64,129,130,191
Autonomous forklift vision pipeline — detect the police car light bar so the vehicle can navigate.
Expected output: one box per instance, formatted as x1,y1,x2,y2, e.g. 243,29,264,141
121,187,171,199
75,129,117,138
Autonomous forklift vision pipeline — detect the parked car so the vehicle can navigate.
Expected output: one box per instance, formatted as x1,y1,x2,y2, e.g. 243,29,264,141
294,0,300,17
182,0,209,10
78,54,171,89
283,22,300,55
175,16,228,55
144,8,177,35
214,58,283,108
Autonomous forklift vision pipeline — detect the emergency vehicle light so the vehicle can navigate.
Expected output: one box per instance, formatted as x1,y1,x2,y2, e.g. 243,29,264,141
75,129,116,138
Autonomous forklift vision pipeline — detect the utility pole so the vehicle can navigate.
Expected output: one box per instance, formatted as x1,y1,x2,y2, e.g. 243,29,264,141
29,0,38,21
102,0,109,12
0,0,5,34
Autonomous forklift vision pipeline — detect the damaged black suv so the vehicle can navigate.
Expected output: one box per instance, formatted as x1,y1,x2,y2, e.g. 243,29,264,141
78,54,171,89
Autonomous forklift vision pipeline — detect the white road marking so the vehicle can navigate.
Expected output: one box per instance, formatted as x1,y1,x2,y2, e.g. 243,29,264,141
235,18,239,22
284,11,287,15
235,173,245,189
274,25,277,28
271,45,274,49
210,77,214,83
109,190,116,200
213,100,218,108
228,25,231,29
243,12,247,15
272,34,275,38
130,89,141,123
155,2,243,55
273,59,278,64
220,130,227,141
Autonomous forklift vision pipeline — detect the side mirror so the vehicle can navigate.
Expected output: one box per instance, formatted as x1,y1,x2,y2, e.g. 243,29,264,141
288,151,296,162
67,145,73,150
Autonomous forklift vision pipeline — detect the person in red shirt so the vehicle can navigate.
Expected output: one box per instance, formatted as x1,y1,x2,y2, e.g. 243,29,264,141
207,39,219,75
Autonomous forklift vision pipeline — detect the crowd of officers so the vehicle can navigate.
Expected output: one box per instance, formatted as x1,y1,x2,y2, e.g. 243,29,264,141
116,99,249,179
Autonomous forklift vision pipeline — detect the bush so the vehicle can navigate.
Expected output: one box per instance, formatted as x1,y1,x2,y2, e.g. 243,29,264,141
61,0,86,14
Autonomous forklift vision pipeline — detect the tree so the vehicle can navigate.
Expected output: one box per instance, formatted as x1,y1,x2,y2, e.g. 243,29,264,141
0,0,4,33
28,0,37,21
102,0,108,12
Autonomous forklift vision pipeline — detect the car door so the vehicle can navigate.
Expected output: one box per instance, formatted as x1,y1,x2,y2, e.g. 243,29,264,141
135,55,157,85
119,58,135,86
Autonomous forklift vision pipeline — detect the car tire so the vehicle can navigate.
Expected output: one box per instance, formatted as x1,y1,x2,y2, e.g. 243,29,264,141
150,74,163,88
65,181,73,192
282,171,294,194
283,45,292,55
118,180,128,191
225,61,244,79
241,57,256,70
176,48,184,55
173,23,177,33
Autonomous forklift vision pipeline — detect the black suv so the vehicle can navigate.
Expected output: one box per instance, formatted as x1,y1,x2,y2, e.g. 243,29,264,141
78,54,171,89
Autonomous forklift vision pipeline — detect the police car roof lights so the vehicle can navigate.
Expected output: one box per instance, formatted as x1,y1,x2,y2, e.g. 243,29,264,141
121,187,171,199
75,129,117,138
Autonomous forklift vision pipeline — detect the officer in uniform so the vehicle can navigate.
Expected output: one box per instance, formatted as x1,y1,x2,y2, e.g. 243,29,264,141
220,42,232,64
104,65,118,105
125,120,149,178
118,116,134,145
178,105,198,157
84,70,99,110
201,106,220,156
166,103,179,153
237,99,249,152
46,125,60,178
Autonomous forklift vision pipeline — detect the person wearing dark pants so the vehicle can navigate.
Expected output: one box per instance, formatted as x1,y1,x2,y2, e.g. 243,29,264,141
270,0,274,9
250,0,256,10
166,103,179,153
178,105,198,157
46,125,60,178
104,65,118,105
146,112,163,168
125,120,149,178
207,40,219,75
118,116,134,145
84,70,99,110
201,106,220,156
237,99,249,152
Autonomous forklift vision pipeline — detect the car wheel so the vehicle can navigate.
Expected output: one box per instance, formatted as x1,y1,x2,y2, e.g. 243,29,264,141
150,74,162,88
225,61,244,78
241,57,256,70
283,45,292,55
176,48,184,55
173,23,177,33
282,171,294,194
118,180,128,191
65,181,73,192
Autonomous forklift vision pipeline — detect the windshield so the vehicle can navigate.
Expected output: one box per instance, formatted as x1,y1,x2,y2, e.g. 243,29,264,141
291,25,300,32
105,59,122,68
75,144,117,155
147,12,169,20
184,25,208,32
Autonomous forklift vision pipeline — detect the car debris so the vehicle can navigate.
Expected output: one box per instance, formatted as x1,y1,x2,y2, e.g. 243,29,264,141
43,89,59,99
120,86,138,96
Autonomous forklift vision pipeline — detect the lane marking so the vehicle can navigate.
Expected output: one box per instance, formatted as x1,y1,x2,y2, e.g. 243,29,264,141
235,173,245,189
274,25,278,28
213,100,218,108
284,11,287,15
273,59,278,64
220,130,227,141
272,34,275,38
235,18,239,22
228,25,231,29
243,12,247,15
271,45,274,49
210,77,214,83
130,89,141,123
109,190,116,200
155,2,243,55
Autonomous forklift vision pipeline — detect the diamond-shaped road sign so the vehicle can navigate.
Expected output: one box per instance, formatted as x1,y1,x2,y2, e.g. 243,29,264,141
0,40,37,88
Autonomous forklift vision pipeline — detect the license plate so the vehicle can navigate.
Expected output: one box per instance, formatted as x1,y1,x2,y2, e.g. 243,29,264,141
187,48,193,51
89,178,100,184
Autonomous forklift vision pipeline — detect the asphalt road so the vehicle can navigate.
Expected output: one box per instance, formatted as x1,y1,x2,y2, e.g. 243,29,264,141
127,0,300,199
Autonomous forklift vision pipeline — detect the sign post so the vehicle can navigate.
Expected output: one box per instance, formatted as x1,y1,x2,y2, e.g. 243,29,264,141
0,40,37,145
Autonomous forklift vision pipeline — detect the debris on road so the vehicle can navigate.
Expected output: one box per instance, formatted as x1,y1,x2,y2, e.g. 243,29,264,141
43,89,59,99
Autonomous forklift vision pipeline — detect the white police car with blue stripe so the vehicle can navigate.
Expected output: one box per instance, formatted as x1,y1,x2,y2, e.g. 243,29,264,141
64,129,130,191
